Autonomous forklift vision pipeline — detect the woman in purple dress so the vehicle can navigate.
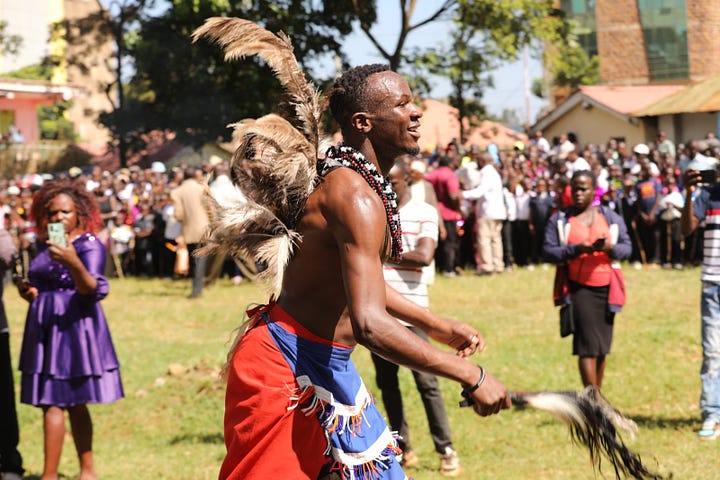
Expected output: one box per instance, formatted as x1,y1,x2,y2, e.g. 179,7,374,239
17,179,123,480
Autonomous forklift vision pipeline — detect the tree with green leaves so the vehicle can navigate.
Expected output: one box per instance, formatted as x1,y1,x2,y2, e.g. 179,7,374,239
46,0,159,166
1,13,82,146
541,15,599,92
349,1,592,140
349,1,566,140
449,1,564,138
123,0,360,152
55,0,593,164
0,21,22,60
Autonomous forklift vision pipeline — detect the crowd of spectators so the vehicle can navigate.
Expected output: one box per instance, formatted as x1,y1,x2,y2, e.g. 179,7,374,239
0,159,245,286
412,130,719,276
0,128,717,284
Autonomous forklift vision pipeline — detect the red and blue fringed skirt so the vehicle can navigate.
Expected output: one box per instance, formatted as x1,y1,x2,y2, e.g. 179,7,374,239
219,302,407,480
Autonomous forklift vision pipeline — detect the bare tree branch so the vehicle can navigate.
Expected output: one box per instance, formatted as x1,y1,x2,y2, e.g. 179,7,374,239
351,0,392,59
407,0,455,32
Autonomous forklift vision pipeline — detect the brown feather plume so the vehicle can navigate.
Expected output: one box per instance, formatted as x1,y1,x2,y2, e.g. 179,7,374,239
192,17,323,149
192,18,328,294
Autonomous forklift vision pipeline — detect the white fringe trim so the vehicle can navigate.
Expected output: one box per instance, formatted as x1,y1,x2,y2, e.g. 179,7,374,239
329,427,396,468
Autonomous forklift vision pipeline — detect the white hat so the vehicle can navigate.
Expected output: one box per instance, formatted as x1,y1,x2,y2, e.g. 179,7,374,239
27,173,44,187
688,152,719,171
151,161,166,173
209,155,224,167
410,160,426,174
633,143,650,155
7,186,20,196
558,142,575,160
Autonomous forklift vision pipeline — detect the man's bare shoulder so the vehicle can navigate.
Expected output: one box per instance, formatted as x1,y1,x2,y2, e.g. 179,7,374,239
310,168,385,222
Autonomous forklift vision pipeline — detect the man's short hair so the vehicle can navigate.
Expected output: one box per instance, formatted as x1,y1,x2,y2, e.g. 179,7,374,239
392,157,409,176
571,169,597,187
184,165,201,179
437,155,452,167
329,64,391,128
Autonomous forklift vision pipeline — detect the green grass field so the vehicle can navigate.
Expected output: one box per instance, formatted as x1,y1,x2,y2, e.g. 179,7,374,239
6,265,717,479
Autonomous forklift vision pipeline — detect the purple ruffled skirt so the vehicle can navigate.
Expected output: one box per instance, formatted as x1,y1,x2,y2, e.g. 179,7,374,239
19,290,124,407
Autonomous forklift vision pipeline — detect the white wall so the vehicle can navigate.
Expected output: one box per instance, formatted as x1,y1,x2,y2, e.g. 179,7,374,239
0,0,54,73
678,112,719,143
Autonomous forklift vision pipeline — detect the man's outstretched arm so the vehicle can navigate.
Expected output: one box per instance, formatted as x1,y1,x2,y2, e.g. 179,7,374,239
385,283,483,357
328,177,509,415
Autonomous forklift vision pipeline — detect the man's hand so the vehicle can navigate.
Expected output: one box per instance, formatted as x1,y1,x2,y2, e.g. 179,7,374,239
683,168,702,193
639,211,656,226
16,278,37,303
438,222,448,241
429,318,485,357
468,369,511,416
47,237,80,269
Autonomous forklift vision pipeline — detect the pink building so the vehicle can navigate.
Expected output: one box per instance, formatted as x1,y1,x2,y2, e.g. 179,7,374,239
0,78,77,142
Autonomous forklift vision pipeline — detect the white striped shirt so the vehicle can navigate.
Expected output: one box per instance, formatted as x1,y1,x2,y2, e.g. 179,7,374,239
694,185,720,282
383,200,439,313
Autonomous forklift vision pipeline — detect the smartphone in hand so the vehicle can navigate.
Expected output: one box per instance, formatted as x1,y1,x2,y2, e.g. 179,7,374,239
700,169,717,185
48,222,67,247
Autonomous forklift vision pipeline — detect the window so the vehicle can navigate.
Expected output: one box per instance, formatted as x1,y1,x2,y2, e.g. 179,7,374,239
561,0,598,57
638,0,688,81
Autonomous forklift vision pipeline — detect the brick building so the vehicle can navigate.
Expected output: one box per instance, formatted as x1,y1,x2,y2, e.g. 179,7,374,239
534,0,720,147
588,0,720,85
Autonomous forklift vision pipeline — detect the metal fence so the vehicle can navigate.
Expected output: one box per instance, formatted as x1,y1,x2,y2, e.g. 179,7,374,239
0,141,72,178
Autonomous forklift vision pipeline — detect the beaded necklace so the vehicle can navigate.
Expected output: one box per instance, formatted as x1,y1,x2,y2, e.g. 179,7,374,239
319,144,403,263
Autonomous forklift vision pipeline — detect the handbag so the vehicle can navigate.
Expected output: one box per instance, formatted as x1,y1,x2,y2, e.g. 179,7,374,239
174,245,189,276
559,304,574,338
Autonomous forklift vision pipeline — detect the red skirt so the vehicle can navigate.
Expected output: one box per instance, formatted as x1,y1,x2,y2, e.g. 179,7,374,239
219,317,327,479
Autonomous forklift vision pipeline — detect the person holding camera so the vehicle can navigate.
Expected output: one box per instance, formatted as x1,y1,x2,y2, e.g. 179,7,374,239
543,170,631,388
681,166,720,439
16,179,124,480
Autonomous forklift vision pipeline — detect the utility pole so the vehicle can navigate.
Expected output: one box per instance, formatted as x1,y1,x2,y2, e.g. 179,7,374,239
523,44,531,132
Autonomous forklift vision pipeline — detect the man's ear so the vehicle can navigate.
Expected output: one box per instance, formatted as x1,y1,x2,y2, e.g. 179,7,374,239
350,112,373,134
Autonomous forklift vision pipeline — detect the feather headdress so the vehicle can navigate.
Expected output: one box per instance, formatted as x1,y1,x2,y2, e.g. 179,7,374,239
192,18,327,293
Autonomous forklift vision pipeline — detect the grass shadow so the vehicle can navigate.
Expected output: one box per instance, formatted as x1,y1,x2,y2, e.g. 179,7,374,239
513,410,698,433
168,432,224,446
21,474,73,480
630,414,698,430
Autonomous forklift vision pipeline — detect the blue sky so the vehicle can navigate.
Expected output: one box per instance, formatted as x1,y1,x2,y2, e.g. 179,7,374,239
325,4,550,123
101,0,548,123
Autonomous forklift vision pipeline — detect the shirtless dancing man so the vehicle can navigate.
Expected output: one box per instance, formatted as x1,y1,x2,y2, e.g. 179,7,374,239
219,64,510,480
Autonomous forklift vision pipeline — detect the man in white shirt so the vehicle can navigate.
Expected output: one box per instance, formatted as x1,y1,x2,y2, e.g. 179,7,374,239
206,160,248,285
532,130,551,156
373,159,462,477
463,152,505,275
565,148,591,179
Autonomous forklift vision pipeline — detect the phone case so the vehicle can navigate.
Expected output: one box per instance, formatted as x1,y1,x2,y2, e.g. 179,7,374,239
700,170,717,185
48,222,67,247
